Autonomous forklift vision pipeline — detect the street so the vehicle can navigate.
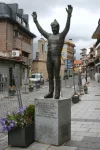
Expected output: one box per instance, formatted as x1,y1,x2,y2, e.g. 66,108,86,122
0,76,80,149
1,78,100,149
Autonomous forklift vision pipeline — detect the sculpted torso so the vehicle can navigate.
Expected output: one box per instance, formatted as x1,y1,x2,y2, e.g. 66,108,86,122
48,34,64,55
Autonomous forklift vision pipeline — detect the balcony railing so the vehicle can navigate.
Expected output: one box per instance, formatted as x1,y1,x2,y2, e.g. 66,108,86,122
0,51,11,58
67,54,74,59
22,56,30,66
90,51,95,55
67,47,74,53
88,58,94,63
80,52,86,56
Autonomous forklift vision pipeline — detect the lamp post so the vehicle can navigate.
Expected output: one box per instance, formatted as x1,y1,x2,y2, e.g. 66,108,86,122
85,59,88,82
72,57,76,93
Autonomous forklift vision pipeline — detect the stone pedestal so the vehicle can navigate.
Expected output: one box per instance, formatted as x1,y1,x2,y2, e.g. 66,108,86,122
34,98,71,146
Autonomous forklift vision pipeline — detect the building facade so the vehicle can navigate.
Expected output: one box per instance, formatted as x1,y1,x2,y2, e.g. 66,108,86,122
92,20,100,81
87,47,95,80
74,60,82,73
80,48,87,73
63,39,75,78
0,2,36,86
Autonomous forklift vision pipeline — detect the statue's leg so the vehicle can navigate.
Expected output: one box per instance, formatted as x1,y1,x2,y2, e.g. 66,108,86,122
44,56,54,98
54,56,61,99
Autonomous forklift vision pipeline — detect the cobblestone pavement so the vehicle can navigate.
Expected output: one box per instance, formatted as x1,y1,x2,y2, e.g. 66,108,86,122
0,77,92,150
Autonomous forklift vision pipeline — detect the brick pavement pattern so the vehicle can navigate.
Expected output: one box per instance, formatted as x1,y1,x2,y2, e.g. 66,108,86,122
0,78,100,149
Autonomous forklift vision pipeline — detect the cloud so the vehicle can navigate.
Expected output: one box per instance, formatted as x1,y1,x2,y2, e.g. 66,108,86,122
1,0,100,59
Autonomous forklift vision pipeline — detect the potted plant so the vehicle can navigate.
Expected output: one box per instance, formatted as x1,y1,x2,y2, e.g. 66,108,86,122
29,81,34,92
8,86,16,96
0,104,35,147
72,92,79,103
84,84,88,94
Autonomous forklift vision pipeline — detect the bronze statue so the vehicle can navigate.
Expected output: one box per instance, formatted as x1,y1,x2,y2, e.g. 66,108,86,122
32,5,73,99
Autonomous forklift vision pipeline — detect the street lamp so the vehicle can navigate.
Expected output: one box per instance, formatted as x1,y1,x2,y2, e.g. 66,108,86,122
85,59,88,82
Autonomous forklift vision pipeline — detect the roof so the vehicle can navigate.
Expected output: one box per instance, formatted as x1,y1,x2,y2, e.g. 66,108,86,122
0,2,36,38
80,48,86,50
74,60,82,65
92,21,100,39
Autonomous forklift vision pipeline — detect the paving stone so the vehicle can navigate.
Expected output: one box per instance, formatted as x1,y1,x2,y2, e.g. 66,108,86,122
71,127,89,132
81,124,100,129
71,125,82,128
82,136,100,142
89,128,100,133
76,148,94,150
71,131,76,136
71,121,76,124
65,140,93,148
0,138,8,150
71,135,83,141
96,132,100,137
75,121,94,125
74,131,98,137
48,146,77,150
5,142,50,150
91,142,100,149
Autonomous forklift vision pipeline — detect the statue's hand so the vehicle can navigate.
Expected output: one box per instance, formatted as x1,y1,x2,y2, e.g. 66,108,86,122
66,5,73,15
32,12,37,22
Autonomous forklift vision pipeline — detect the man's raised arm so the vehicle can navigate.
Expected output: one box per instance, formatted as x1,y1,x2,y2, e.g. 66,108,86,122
32,12,49,39
61,5,73,38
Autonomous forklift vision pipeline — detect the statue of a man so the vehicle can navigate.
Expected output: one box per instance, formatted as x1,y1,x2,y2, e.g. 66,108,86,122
32,5,73,99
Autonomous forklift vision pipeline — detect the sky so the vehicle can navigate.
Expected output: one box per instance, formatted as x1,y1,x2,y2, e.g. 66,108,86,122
1,0,100,59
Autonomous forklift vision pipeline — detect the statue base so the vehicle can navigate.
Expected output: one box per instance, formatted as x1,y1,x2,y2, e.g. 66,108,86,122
34,97,71,146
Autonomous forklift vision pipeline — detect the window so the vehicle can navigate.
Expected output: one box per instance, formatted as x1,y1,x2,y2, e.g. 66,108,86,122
13,31,18,37
42,44,44,53
23,21,27,27
16,15,22,23
13,31,32,45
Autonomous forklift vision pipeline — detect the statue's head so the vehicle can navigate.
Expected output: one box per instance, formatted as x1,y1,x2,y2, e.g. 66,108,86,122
51,19,59,35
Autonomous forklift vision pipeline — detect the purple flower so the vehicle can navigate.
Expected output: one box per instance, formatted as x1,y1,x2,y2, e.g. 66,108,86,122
4,112,7,117
2,127,6,132
2,125,7,132
7,126,11,131
0,118,7,126
23,106,27,111
10,123,15,127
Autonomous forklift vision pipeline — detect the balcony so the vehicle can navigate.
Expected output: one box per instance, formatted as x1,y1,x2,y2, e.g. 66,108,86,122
22,56,32,66
67,47,74,54
13,38,32,54
0,51,11,58
67,54,74,60
88,58,94,63
90,51,94,55
80,52,86,56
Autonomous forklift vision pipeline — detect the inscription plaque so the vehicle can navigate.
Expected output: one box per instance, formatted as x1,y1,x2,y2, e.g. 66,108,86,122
36,101,57,119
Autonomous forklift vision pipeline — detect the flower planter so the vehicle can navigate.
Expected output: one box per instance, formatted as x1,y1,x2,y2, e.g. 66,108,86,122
8,90,16,96
8,122,35,147
29,87,34,92
72,95,79,103
84,89,88,94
